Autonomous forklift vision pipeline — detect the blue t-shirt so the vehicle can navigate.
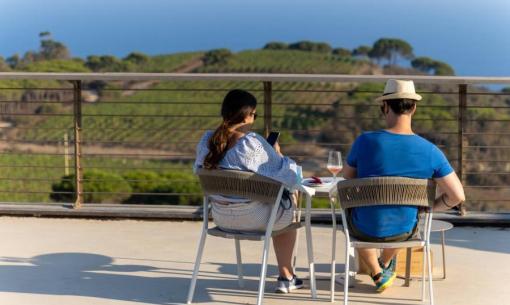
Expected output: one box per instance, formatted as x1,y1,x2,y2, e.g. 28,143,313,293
346,130,454,238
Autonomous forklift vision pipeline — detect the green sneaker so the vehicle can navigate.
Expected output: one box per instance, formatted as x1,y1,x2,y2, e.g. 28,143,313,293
372,269,397,293
378,257,396,272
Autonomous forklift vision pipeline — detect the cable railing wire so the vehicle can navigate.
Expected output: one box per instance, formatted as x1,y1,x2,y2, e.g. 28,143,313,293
0,74,509,211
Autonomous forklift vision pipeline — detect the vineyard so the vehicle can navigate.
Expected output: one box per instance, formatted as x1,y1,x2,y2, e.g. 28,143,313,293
0,48,509,211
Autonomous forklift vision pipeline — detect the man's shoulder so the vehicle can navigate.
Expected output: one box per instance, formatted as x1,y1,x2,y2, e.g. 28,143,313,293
413,134,438,147
355,130,387,142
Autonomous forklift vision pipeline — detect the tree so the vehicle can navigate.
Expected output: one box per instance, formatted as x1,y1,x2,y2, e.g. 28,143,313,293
85,55,127,71
410,56,436,73
124,52,149,64
6,54,20,69
203,48,232,66
263,42,288,50
433,62,455,76
368,38,414,65
352,45,371,57
39,38,70,60
37,32,70,60
22,51,38,63
288,41,332,53
411,56,455,76
0,56,9,71
332,48,351,57
39,31,51,38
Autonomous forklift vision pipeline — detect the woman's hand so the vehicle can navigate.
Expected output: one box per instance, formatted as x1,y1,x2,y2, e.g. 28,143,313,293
273,141,284,157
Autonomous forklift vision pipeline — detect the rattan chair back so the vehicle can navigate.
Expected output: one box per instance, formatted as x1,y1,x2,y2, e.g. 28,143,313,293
196,168,283,204
337,177,435,210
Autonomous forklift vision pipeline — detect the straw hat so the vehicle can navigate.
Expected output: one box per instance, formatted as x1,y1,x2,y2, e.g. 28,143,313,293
375,79,422,102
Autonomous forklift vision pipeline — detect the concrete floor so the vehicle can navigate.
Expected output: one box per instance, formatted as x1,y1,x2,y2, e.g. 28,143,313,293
0,217,508,305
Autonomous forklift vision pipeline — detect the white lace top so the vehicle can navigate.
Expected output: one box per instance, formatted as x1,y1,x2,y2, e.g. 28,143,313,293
194,131,300,188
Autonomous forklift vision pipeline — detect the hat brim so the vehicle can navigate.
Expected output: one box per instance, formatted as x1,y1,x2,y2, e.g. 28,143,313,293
375,92,422,102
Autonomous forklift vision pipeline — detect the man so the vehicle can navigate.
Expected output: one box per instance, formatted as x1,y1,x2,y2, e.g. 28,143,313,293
342,79,465,292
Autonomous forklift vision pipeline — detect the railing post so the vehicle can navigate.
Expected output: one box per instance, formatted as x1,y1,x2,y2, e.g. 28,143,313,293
263,81,272,137
64,132,70,176
458,84,467,215
72,80,83,208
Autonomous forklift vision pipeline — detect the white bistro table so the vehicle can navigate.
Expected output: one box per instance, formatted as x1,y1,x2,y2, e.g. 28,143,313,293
300,177,353,302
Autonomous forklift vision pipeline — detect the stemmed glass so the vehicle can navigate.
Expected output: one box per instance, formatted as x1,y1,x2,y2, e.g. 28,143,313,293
327,151,343,182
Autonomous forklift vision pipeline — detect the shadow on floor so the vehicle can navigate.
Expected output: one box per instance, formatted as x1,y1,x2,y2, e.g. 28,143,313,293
0,253,366,305
430,226,510,254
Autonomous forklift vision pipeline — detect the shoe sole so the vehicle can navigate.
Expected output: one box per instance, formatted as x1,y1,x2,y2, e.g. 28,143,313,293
275,283,304,294
376,272,397,293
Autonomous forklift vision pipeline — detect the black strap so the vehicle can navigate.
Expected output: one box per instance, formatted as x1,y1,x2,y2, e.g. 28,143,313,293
371,272,383,282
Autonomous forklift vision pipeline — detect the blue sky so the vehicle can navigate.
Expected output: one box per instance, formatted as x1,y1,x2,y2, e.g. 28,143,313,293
1,0,509,76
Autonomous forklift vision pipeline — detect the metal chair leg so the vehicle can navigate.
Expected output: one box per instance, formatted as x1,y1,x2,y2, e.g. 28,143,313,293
421,246,426,302
293,225,300,272
256,235,272,305
235,238,244,288
187,228,208,304
427,245,434,305
343,244,350,305
405,248,412,287
441,231,446,279
330,196,337,302
305,195,317,299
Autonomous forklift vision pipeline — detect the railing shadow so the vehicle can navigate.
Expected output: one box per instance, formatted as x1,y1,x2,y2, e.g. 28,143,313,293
0,253,357,304
0,253,198,304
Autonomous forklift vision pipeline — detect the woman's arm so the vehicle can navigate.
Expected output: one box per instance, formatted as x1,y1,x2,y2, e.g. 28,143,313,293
193,131,213,173
232,133,299,187
433,172,465,211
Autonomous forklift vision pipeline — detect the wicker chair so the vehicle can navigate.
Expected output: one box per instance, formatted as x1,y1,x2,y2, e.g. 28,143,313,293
187,169,317,305
335,177,436,305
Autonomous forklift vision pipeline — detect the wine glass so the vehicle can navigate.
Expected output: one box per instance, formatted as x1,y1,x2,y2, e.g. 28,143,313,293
327,151,343,182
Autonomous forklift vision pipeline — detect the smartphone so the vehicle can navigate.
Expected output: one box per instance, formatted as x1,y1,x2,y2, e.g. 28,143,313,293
266,131,280,146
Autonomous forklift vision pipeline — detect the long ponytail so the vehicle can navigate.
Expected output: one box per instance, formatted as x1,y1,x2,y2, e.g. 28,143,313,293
203,90,257,169
204,121,233,169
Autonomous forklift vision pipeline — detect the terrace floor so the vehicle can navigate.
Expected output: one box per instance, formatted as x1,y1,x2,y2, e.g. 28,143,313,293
0,217,508,305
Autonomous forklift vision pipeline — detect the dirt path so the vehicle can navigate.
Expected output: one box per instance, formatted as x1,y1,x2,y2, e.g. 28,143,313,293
121,57,204,96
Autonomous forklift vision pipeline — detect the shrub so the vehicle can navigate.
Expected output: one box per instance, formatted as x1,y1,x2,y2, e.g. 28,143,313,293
123,52,149,64
123,170,202,205
51,170,132,203
263,42,288,50
332,48,352,57
203,49,232,66
85,55,130,72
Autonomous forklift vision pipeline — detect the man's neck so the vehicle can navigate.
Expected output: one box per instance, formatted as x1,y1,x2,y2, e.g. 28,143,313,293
385,116,414,134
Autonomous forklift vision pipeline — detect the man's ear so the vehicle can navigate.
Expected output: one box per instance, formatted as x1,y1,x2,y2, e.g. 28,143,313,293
410,103,417,115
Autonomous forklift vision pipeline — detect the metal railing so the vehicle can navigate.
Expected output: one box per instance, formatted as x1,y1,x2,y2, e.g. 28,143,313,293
1,72,510,213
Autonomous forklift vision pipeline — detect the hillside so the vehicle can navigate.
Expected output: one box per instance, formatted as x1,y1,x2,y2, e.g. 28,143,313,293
0,39,508,211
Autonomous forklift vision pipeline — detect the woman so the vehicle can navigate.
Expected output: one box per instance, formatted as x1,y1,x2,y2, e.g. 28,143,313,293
194,89,303,293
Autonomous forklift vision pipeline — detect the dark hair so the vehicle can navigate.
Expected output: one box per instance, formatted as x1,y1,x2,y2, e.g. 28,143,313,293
384,98,417,115
203,89,257,169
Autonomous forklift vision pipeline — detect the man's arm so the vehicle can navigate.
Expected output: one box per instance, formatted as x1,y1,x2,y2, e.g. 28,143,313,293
433,172,465,211
342,163,357,180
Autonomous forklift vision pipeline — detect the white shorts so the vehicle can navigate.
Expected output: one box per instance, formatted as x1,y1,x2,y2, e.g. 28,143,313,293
211,199,295,233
